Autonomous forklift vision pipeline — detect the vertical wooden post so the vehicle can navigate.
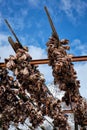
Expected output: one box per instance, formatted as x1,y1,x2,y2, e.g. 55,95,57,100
80,127,86,130
75,122,78,130
69,92,78,130
74,114,78,130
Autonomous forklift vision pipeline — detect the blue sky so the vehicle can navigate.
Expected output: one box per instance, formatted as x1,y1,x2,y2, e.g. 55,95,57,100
0,0,87,51
0,0,87,98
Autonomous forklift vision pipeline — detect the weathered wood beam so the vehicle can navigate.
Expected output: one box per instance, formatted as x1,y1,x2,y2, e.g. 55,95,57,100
5,19,23,51
8,36,17,52
83,121,87,125
63,110,73,114
28,56,87,64
0,55,87,67
44,6,59,42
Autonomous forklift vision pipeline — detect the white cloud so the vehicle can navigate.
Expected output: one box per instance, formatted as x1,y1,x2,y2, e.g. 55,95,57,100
70,39,87,55
39,64,53,84
75,63,87,98
0,45,15,62
0,34,8,45
71,39,81,46
29,45,47,59
0,0,2,3
20,9,28,16
29,45,53,83
5,7,29,31
0,12,3,26
8,16,25,31
59,0,87,23
75,0,87,15
0,34,15,61
28,0,40,7
28,0,46,9
0,34,14,62
70,38,87,98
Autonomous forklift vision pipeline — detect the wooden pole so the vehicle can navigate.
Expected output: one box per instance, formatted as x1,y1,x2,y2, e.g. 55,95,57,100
74,114,79,130
0,55,87,68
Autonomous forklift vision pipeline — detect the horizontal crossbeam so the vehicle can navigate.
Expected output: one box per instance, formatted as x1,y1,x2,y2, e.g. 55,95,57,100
0,56,87,67
30,55,87,65
0,55,87,67
63,110,73,114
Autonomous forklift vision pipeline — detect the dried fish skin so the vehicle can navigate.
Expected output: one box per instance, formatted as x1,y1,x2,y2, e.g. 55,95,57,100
5,47,70,129
46,36,87,127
